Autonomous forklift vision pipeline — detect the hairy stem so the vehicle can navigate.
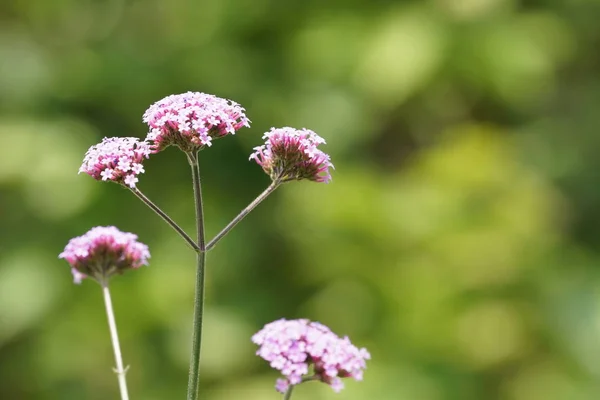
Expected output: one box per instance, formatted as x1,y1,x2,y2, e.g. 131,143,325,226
206,182,280,251
129,187,200,253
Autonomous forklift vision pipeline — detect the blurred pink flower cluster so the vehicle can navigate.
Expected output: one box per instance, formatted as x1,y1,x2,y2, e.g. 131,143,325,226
252,318,370,393
59,226,150,284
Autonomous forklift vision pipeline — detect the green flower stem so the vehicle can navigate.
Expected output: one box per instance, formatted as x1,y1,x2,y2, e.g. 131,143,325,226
283,385,294,400
129,187,200,253
282,376,319,400
205,181,280,251
283,375,320,400
101,283,129,400
188,153,206,251
186,152,206,400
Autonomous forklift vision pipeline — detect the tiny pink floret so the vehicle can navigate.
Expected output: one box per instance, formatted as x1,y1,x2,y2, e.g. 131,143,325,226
250,127,334,183
79,137,151,188
252,318,370,393
142,91,250,153
59,226,150,284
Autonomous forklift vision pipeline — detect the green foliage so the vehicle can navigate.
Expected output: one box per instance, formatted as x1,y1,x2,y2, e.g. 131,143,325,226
1,0,599,399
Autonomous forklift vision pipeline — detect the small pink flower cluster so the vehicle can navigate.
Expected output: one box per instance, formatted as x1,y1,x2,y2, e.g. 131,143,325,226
79,137,151,188
252,318,370,393
143,91,250,152
250,127,333,183
59,226,150,284
80,93,333,189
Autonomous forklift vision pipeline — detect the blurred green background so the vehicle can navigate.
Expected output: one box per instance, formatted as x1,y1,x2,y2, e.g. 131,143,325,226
1,0,600,399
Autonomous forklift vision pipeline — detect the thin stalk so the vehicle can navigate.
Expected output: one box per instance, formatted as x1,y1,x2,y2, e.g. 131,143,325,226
282,375,319,400
283,385,294,400
186,152,206,400
206,182,280,251
102,283,129,400
129,187,200,253
188,152,206,251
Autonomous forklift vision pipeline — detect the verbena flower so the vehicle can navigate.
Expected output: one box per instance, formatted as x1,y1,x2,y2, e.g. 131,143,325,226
249,127,333,183
79,137,151,188
143,91,250,153
59,226,150,284
252,318,370,393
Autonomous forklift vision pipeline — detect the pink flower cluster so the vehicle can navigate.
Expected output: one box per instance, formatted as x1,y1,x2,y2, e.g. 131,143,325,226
252,318,370,393
143,91,250,153
250,127,333,183
59,226,150,284
79,137,151,188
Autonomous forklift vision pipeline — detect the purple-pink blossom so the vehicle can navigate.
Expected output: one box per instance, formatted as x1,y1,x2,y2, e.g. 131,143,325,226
252,318,370,394
59,226,150,284
79,137,151,188
142,91,250,153
249,127,333,183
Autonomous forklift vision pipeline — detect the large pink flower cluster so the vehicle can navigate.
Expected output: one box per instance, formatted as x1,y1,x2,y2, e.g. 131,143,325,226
143,91,250,153
252,318,370,393
250,127,333,183
79,137,151,188
59,226,150,284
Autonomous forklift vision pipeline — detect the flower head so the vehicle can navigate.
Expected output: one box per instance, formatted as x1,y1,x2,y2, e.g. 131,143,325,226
59,226,150,284
252,318,370,394
143,91,250,153
79,137,151,188
249,127,333,183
